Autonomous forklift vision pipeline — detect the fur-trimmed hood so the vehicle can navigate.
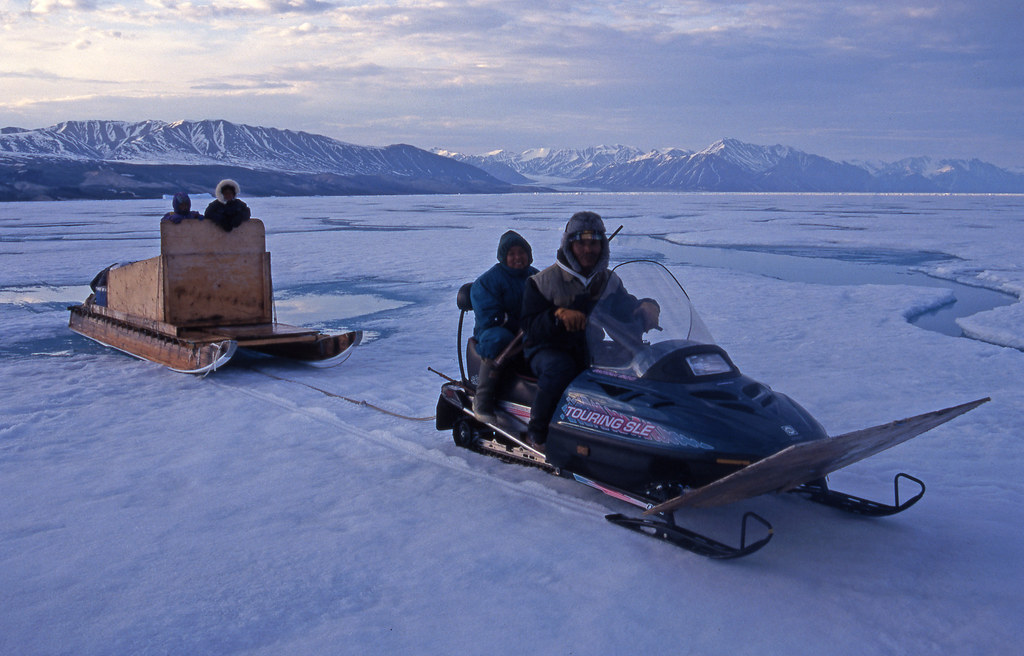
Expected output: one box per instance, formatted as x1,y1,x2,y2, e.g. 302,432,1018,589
214,179,241,203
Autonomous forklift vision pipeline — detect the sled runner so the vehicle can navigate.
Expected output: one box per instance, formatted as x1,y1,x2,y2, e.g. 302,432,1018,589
69,218,360,373
436,260,988,558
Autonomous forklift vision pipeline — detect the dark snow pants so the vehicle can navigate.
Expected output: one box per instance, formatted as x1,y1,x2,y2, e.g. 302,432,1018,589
527,348,584,442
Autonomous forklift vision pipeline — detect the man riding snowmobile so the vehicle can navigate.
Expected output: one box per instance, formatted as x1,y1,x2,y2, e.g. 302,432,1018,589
520,211,659,448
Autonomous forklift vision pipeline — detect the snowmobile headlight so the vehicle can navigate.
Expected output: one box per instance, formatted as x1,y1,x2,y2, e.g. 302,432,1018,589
685,352,732,377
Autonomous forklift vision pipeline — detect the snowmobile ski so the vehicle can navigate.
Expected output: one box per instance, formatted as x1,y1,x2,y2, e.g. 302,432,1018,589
789,474,925,517
572,473,774,558
606,512,773,559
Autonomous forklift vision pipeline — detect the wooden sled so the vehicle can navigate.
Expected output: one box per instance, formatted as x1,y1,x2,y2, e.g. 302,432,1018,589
68,218,361,373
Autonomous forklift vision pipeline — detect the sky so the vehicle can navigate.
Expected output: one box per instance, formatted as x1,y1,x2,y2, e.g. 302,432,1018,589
1,1,1022,166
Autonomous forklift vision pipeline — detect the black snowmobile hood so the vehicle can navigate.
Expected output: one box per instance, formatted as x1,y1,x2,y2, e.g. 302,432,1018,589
552,260,827,458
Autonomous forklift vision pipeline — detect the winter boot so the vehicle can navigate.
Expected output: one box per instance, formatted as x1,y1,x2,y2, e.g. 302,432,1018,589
524,430,546,454
473,358,500,423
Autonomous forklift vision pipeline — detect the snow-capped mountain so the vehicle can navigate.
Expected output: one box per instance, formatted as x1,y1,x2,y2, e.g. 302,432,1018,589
431,149,534,185
435,145,649,184
574,139,873,192
1,119,441,175
516,145,649,179
0,120,529,201
439,138,1024,193
866,156,1024,193
4,121,1023,200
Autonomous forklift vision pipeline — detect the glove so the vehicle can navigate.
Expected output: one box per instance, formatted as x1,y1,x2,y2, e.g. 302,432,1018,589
634,300,660,331
555,307,588,332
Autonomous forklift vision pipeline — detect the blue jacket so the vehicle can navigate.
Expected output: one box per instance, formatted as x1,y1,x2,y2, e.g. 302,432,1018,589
471,261,538,359
162,191,202,223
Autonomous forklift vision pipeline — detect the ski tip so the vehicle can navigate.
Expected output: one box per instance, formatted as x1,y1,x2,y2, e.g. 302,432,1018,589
944,396,991,416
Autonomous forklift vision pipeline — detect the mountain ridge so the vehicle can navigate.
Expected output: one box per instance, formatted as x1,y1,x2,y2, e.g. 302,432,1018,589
3,120,1022,200
438,138,1024,193
0,119,538,201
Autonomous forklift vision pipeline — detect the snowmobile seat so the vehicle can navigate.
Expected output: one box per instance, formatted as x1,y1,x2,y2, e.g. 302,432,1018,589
457,282,474,312
458,280,534,409
500,369,538,409
465,335,535,401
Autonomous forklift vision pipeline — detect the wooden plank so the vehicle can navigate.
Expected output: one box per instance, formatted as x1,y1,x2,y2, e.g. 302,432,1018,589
234,336,318,347
107,257,164,321
212,323,320,338
162,252,272,326
161,218,266,255
176,328,233,342
212,324,319,347
69,307,235,371
79,300,182,337
158,218,272,327
245,331,361,363
187,322,320,347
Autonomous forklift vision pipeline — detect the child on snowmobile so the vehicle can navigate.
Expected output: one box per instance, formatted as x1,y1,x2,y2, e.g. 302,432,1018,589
470,230,538,422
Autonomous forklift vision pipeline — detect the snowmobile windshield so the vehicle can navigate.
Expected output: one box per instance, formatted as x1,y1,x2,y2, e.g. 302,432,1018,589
587,260,724,379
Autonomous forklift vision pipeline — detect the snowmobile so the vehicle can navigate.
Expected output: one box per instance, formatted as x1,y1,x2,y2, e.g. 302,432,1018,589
435,260,988,558
68,218,360,374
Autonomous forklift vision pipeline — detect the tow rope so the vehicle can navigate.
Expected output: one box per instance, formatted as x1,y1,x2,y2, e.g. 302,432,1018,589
250,367,436,422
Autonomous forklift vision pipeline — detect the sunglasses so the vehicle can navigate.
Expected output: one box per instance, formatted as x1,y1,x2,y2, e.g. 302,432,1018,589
568,230,606,242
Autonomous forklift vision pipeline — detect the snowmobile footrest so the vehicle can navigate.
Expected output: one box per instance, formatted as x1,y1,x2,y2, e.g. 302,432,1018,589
792,473,925,517
605,511,773,559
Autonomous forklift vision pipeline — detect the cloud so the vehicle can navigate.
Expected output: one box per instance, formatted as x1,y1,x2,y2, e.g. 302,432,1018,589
2,1,1022,166
28,0,97,14
271,62,390,81
264,0,336,14
190,80,294,91
0,68,120,84
141,0,337,18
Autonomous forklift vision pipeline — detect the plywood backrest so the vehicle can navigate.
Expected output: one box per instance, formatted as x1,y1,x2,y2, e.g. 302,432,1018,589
162,252,273,326
161,218,266,256
105,218,272,328
158,218,271,326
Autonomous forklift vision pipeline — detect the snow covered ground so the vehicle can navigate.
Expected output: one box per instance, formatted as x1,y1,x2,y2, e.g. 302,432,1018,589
1,193,1022,654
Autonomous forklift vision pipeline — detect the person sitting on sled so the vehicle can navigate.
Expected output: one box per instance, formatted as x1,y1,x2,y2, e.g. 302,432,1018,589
520,211,659,450
161,191,203,223
204,179,251,232
470,230,538,422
